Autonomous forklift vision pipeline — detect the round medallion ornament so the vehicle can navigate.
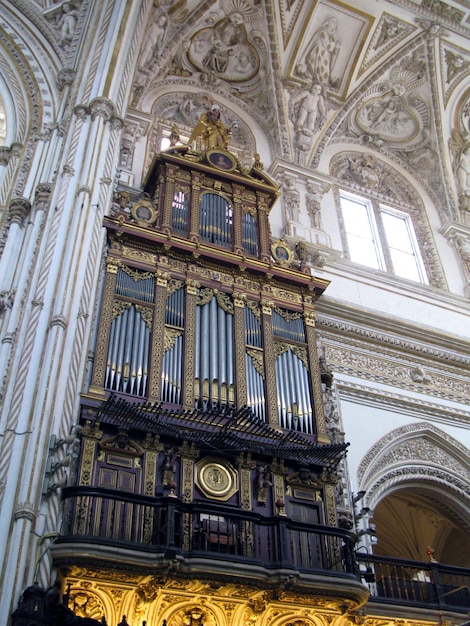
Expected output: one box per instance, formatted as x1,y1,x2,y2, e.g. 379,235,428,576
207,149,237,172
196,457,238,500
271,239,294,266
131,198,157,226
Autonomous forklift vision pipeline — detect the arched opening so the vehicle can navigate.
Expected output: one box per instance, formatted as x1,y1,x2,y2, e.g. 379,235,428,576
372,487,470,567
357,422,470,568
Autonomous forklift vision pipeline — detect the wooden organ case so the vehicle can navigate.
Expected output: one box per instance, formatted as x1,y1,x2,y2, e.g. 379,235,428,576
56,143,361,625
88,145,331,437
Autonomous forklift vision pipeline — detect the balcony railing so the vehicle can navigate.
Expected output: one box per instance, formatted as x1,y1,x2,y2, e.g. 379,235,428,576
58,487,359,579
357,553,470,612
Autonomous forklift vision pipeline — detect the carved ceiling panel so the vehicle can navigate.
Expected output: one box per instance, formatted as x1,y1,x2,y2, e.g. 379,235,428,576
285,0,373,100
358,13,417,78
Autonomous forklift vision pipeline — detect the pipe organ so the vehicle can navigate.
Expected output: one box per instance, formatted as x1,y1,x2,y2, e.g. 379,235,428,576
53,136,361,626
89,145,330,441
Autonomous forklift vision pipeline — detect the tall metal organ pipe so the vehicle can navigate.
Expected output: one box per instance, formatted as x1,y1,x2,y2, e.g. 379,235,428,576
195,294,234,407
105,305,150,396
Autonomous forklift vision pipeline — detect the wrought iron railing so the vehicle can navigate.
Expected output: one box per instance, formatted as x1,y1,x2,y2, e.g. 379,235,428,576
356,553,470,612
59,487,359,578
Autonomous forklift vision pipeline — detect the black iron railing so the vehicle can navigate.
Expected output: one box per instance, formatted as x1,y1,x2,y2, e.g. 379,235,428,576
59,487,359,578
356,553,470,612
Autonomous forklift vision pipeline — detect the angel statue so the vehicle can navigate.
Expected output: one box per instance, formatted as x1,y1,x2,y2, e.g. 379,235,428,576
188,104,231,150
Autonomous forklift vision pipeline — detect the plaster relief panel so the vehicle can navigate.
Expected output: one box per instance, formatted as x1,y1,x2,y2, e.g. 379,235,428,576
286,1,372,100
176,0,266,87
358,13,416,78
351,64,427,147
440,41,470,106
187,8,262,82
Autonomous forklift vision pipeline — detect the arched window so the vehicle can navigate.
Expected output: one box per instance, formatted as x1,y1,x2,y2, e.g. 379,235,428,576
331,152,445,286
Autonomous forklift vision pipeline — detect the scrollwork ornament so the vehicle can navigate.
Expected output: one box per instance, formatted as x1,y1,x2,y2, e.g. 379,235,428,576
135,304,153,330
163,327,183,352
112,300,132,319
197,287,213,307
156,271,170,287
246,347,265,377
260,300,273,315
233,293,247,308
74,104,89,120
186,278,199,295
215,290,234,314
57,67,76,90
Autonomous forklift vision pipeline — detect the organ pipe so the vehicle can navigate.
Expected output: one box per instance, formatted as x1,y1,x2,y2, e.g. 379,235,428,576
105,304,151,396
161,286,185,404
116,268,155,303
246,353,265,421
171,191,189,234
195,293,234,407
275,347,314,434
199,193,232,249
242,211,258,256
272,309,305,342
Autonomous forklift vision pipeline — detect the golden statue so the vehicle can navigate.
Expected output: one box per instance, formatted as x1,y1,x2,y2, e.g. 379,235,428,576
188,104,231,150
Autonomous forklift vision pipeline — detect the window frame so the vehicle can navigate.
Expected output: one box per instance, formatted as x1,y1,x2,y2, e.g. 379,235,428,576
338,190,428,284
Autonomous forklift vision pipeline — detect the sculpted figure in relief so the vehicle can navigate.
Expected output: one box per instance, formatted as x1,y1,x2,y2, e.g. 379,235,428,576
140,9,168,69
374,16,400,50
296,17,340,88
457,144,470,202
306,182,324,230
291,84,326,137
188,11,259,82
444,49,468,84
202,12,246,73
58,2,79,47
283,177,300,222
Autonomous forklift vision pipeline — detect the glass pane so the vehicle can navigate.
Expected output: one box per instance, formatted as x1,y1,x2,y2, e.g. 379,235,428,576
341,196,381,269
389,249,421,281
381,210,425,282
381,212,413,252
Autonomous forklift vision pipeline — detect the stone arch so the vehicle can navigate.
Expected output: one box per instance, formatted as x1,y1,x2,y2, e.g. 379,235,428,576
0,9,61,204
65,585,108,622
134,87,271,174
266,613,329,626
262,611,328,626
356,421,470,562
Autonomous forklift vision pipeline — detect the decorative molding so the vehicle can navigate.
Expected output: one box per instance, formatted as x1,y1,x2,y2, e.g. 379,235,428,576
358,421,470,485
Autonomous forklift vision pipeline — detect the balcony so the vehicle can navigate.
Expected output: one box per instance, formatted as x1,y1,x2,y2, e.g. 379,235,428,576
357,553,470,615
53,486,367,606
